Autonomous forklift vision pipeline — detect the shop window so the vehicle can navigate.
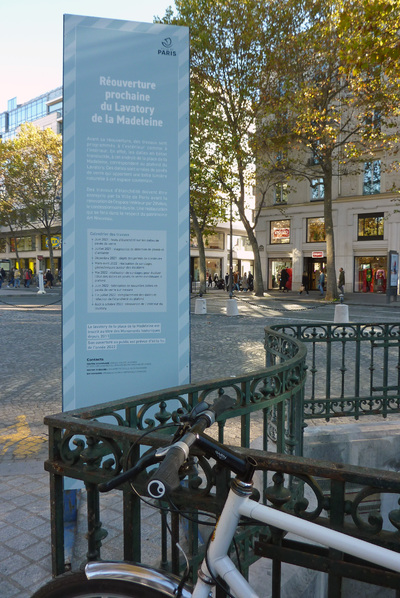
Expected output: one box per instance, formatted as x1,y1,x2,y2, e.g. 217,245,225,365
358,213,384,240
274,183,288,205
311,178,324,201
363,160,381,195
270,220,290,244
307,218,326,243
10,236,35,252
355,256,387,293
41,235,62,250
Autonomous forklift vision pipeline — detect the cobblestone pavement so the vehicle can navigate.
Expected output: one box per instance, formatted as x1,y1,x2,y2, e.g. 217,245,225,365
1,287,399,596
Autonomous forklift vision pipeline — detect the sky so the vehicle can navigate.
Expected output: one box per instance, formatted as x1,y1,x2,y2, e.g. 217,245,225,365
0,0,174,112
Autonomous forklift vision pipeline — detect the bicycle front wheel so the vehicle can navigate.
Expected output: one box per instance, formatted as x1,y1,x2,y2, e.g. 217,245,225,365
31,571,172,598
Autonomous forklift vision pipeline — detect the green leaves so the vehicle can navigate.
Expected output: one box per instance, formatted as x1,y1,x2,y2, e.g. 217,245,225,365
0,123,62,232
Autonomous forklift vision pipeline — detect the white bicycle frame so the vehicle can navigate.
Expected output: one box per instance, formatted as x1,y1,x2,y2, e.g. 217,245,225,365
85,476,400,598
191,477,400,598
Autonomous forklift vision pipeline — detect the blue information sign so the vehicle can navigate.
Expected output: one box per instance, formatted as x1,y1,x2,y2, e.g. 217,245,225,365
62,15,190,411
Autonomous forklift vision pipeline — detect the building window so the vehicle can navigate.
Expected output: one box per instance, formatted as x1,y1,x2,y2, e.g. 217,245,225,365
10,236,35,252
191,232,224,250
365,110,381,135
0,238,6,252
205,232,224,250
307,218,326,243
231,235,252,251
270,219,290,244
358,213,384,240
274,183,288,204
363,160,381,195
311,178,324,201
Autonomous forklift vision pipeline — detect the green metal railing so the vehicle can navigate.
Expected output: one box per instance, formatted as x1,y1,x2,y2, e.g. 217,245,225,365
43,322,400,596
45,326,307,578
247,447,400,596
270,322,400,421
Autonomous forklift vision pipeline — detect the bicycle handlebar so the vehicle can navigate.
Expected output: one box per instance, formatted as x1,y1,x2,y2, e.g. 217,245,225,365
147,395,236,498
98,395,236,498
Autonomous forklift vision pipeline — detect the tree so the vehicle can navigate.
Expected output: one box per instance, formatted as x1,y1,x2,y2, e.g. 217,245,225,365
258,0,400,300
159,0,277,296
189,74,228,295
0,123,62,276
336,0,400,77
0,143,27,268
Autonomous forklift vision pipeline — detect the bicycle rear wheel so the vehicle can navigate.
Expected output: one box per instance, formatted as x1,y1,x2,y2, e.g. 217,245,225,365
31,571,169,598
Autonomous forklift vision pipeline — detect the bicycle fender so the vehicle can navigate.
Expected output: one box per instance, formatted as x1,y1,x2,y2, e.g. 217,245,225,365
85,561,193,597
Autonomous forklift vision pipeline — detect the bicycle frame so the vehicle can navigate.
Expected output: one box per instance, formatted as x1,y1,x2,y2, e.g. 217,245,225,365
86,474,400,598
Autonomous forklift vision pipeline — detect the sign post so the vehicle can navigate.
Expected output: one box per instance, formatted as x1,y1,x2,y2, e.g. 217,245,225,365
387,250,399,304
62,15,190,413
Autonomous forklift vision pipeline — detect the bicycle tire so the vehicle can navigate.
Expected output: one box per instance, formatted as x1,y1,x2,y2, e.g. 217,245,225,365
31,571,171,598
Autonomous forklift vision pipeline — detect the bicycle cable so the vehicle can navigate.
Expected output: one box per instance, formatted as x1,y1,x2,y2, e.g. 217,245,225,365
122,416,257,596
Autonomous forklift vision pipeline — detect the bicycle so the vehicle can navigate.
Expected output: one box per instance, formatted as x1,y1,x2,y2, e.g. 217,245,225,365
32,395,400,598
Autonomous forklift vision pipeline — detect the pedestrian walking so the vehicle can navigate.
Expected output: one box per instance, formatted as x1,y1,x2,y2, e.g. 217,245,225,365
24,268,32,288
45,269,54,288
233,271,240,291
299,271,309,294
248,272,253,291
318,269,325,296
338,267,345,295
280,268,289,292
14,268,21,288
7,269,14,288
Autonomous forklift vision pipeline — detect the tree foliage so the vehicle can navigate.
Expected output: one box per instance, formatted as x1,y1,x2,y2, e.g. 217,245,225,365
258,0,400,299
159,0,276,295
157,0,400,298
0,123,62,274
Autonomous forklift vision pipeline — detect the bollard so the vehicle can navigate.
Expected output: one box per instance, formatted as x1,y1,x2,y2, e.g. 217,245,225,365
226,298,239,316
195,298,207,314
334,303,349,323
37,269,46,295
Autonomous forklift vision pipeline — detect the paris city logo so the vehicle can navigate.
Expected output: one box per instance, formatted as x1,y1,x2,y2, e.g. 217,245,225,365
159,37,176,56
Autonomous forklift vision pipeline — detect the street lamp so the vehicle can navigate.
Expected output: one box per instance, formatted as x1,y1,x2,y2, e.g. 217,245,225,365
229,194,233,299
209,159,238,315
226,193,238,316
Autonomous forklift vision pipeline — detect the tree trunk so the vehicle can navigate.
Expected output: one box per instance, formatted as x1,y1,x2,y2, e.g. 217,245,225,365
190,210,207,295
323,167,338,301
237,206,264,296
46,232,56,278
9,229,21,267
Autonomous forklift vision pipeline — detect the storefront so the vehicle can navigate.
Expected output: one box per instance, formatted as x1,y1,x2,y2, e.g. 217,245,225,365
303,256,327,291
268,258,293,289
355,256,387,293
191,257,223,282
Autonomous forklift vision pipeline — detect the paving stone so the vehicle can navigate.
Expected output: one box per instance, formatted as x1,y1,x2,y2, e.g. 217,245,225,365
1,291,399,597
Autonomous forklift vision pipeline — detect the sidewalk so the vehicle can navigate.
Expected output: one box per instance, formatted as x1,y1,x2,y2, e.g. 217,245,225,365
193,286,400,308
1,288,399,597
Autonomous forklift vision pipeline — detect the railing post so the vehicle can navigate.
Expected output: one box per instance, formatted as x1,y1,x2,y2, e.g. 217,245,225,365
123,486,141,562
327,479,346,598
85,482,107,562
49,471,65,576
